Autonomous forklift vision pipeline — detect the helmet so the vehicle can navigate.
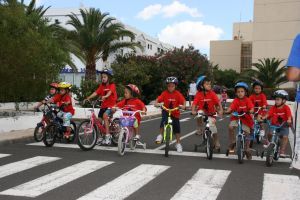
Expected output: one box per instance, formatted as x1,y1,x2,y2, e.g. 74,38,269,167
100,69,113,76
49,82,58,89
125,84,140,96
58,82,72,89
166,76,178,85
196,75,210,91
234,82,249,92
273,90,289,100
252,79,264,89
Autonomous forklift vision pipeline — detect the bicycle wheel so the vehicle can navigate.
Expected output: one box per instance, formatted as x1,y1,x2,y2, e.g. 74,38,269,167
266,143,275,167
130,139,137,150
164,126,171,157
110,119,120,145
65,121,77,143
118,129,126,156
43,123,57,147
77,120,98,151
237,135,244,164
34,124,45,142
205,130,214,160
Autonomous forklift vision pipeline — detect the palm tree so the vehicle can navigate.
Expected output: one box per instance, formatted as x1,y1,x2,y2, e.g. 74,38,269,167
67,8,142,80
241,58,287,88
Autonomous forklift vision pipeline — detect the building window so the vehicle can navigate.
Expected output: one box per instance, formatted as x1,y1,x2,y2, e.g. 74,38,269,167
147,44,150,49
157,47,160,52
241,42,252,72
121,36,124,40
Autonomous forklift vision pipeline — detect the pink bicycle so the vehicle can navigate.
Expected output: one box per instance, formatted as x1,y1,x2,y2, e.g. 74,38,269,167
77,100,120,150
117,109,146,156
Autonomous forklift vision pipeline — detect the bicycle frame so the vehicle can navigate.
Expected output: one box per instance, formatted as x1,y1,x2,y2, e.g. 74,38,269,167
162,105,179,142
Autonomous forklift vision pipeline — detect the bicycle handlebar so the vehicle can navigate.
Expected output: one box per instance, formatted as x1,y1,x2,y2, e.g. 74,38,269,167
232,112,247,117
267,121,287,129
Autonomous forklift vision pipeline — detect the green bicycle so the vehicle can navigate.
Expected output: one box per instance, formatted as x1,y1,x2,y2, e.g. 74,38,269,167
160,105,180,157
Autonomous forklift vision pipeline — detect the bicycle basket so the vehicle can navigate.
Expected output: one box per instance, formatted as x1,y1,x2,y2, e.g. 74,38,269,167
119,117,136,127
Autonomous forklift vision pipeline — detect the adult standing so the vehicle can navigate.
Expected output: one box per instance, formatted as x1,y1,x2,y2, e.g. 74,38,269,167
286,34,300,169
188,80,197,107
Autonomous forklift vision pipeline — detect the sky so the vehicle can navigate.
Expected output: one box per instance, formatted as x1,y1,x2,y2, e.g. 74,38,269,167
26,0,254,55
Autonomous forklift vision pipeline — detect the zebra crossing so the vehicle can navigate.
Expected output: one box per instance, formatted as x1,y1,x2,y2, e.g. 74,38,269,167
0,153,299,199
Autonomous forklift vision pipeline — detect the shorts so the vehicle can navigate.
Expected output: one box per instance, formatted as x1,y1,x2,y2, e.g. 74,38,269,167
271,127,289,136
198,117,218,133
160,110,180,134
98,108,112,119
57,111,73,127
229,120,251,134
189,95,195,101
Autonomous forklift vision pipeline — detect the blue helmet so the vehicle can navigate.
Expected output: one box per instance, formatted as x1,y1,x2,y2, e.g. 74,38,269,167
196,75,209,90
100,69,113,76
234,82,249,91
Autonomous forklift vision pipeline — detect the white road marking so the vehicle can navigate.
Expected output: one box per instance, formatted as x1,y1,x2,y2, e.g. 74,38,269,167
154,131,197,150
171,168,231,200
262,173,300,200
0,154,10,158
141,111,191,123
0,160,113,197
0,156,60,179
179,117,191,122
77,164,169,200
26,142,291,163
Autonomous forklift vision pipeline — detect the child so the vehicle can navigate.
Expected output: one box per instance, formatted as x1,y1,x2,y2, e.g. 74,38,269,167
34,82,58,111
155,76,186,153
221,88,228,109
51,82,75,138
191,75,223,151
84,69,117,145
115,84,146,139
226,82,254,160
263,90,292,158
249,80,268,136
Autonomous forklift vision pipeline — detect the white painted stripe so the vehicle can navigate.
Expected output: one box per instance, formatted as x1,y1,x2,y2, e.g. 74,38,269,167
0,160,113,197
0,153,10,158
180,117,191,122
77,164,169,200
27,142,292,163
141,111,190,123
171,168,231,200
262,173,300,200
154,131,196,150
0,156,60,179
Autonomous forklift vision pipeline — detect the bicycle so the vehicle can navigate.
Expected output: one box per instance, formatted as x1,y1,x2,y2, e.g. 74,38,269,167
194,111,218,160
33,104,54,142
261,121,288,167
117,109,146,156
226,112,258,163
43,104,77,147
250,107,266,147
76,100,120,151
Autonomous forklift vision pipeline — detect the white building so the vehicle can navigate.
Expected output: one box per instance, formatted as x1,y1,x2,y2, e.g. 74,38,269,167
44,8,173,86
210,0,300,78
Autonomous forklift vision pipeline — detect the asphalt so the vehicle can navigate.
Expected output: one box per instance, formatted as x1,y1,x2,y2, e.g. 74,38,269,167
0,110,299,200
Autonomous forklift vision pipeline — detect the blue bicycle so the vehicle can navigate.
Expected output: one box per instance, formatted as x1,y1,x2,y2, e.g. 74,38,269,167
250,107,266,147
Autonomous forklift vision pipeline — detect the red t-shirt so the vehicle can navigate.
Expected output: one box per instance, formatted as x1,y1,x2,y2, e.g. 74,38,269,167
52,94,75,115
268,105,292,126
116,98,146,124
230,97,254,128
95,83,117,108
157,90,185,118
249,93,268,113
193,91,219,115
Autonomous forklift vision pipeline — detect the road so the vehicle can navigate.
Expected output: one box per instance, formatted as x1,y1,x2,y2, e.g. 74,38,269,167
0,111,299,200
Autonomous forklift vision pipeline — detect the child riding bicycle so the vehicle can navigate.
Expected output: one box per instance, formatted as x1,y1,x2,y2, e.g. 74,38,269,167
191,75,223,151
50,82,75,139
226,82,254,160
34,82,58,111
262,90,292,158
114,84,147,140
84,69,117,145
155,76,186,153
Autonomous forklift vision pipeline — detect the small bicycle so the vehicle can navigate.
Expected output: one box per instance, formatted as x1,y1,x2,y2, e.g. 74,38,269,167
250,107,266,147
43,104,76,147
194,111,218,160
77,100,120,151
117,109,146,156
261,121,288,167
34,104,54,142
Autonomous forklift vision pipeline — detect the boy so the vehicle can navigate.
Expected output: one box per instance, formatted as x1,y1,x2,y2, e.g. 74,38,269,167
263,90,292,158
34,82,58,111
115,84,146,139
51,82,75,138
227,82,254,160
155,76,186,153
191,76,223,151
249,80,268,136
84,69,117,145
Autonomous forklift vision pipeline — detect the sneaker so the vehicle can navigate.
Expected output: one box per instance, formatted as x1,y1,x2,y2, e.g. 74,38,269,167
259,130,265,137
133,135,141,140
155,134,163,144
279,153,288,158
228,143,236,153
175,143,183,153
63,130,71,139
96,137,103,145
102,134,112,145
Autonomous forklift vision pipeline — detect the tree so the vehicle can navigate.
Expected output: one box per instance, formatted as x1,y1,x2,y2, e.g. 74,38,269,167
212,66,240,88
0,0,71,103
66,8,142,81
241,58,287,88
